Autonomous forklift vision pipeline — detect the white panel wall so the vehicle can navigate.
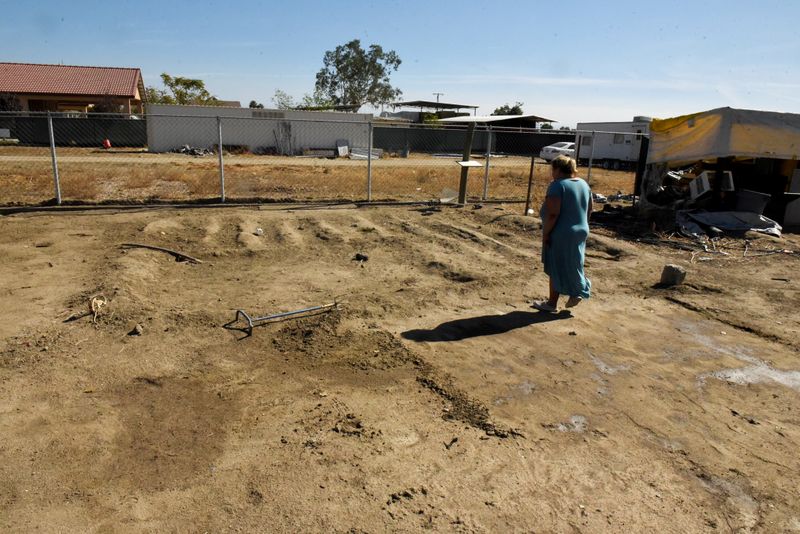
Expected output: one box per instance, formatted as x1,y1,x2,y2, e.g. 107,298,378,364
146,104,370,153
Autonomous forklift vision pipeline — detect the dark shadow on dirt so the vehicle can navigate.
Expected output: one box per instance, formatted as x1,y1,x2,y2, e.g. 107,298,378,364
401,310,570,342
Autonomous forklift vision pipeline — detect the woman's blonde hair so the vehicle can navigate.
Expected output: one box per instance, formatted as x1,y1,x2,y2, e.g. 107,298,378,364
551,155,577,176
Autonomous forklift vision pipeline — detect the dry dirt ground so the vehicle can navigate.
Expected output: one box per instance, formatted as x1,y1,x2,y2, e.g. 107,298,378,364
1,204,799,533
0,147,634,205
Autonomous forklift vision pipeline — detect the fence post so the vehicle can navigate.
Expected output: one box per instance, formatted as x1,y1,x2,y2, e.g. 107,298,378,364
633,136,650,208
457,122,476,205
47,111,62,205
482,127,491,200
524,156,535,216
587,130,596,183
366,121,373,202
217,116,225,203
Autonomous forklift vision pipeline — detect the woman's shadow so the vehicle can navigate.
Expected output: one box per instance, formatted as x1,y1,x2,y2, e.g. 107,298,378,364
401,310,570,342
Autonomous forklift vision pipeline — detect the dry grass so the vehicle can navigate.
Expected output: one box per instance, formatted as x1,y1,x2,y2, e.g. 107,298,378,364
0,148,634,205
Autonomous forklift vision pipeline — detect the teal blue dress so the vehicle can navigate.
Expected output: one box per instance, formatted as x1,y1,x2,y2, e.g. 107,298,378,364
541,178,592,299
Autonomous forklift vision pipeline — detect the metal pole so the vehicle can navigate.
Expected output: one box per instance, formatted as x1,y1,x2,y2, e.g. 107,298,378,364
633,136,650,209
47,111,61,205
587,130,596,183
367,122,373,202
524,156,535,216
217,116,225,203
482,127,491,201
457,122,476,205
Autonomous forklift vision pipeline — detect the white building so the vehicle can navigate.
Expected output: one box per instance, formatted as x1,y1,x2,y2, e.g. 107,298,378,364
146,104,371,154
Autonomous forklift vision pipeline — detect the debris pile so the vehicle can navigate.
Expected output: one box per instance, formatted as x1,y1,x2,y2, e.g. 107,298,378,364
608,191,636,202
349,147,383,160
593,191,636,204
173,145,213,157
677,210,782,239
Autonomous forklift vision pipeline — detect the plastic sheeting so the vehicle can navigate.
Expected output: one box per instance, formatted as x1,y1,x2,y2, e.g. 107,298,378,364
648,107,800,165
677,210,783,239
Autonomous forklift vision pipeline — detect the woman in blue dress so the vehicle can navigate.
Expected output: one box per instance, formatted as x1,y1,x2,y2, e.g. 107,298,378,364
532,155,593,313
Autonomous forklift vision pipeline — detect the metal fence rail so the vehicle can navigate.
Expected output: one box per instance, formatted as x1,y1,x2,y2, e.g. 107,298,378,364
0,111,646,208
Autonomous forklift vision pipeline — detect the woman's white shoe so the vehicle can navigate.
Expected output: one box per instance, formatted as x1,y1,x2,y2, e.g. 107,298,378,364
532,301,557,313
566,296,583,308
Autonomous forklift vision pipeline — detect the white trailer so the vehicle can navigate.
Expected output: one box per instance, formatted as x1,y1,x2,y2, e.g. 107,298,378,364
575,116,651,170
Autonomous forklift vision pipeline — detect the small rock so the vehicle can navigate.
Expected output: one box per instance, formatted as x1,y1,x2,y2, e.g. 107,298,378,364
660,264,687,286
128,324,144,336
353,252,369,262
254,227,264,236
569,331,577,336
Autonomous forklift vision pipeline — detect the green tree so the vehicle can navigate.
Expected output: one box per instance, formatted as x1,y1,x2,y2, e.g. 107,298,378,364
420,112,441,126
146,73,220,106
145,86,172,105
90,93,124,114
271,89,296,110
540,123,554,130
314,39,402,110
559,126,572,131
0,93,22,112
492,102,524,115
249,100,265,109
272,89,335,110
299,90,334,109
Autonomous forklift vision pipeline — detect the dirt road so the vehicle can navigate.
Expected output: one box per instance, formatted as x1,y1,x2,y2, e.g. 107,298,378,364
1,205,798,532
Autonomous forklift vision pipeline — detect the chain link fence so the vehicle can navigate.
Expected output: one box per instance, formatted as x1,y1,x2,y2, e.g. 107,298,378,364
0,111,645,208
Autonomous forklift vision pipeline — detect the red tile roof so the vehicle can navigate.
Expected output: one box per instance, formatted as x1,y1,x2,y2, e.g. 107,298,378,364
0,62,142,98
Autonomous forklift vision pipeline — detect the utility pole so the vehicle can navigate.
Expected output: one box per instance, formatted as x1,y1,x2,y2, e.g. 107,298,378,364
433,92,444,111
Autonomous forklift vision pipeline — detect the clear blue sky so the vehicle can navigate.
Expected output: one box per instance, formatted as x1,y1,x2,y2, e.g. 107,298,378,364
3,0,799,125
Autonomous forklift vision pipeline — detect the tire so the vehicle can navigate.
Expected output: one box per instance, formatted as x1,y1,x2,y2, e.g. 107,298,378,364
612,160,620,170
602,160,610,170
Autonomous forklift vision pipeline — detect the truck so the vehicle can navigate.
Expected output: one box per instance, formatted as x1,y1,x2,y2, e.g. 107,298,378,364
574,116,651,170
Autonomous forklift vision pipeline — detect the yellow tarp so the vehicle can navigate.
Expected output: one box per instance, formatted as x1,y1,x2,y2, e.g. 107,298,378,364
648,107,800,165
